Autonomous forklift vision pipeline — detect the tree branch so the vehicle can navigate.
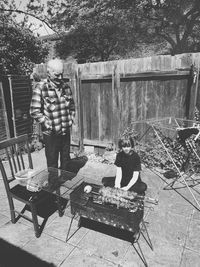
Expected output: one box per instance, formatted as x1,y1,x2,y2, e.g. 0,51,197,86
181,12,200,44
175,24,181,43
183,4,200,21
156,30,177,50
0,8,59,35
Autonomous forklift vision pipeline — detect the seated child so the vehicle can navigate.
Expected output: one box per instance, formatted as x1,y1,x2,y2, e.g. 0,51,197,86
102,136,147,195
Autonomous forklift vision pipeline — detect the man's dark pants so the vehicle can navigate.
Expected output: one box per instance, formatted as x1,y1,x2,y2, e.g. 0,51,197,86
43,128,70,169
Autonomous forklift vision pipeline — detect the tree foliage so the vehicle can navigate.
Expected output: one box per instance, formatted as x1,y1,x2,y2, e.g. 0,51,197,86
42,0,140,62
0,23,49,75
2,0,200,65
47,0,200,59
0,0,48,75
142,0,200,55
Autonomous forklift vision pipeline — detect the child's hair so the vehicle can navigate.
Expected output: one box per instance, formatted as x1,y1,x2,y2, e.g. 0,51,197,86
118,136,134,149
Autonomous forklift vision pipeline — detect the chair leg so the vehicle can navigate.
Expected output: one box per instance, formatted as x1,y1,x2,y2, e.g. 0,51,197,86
7,196,16,223
30,203,41,238
14,206,27,223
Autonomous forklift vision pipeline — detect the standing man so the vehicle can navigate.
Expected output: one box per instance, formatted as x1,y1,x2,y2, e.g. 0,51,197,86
30,58,75,169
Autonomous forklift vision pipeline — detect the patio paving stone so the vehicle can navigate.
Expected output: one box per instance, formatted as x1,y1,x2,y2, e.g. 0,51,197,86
44,214,89,246
180,248,200,267
185,218,200,252
77,229,131,264
0,221,36,247
61,246,118,267
22,233,75,266
0,148,200,266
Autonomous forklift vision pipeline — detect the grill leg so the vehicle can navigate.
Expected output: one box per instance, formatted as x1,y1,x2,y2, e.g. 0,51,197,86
131,219,153,267
132,241,148,267
140,220,153,250
66,213,76,242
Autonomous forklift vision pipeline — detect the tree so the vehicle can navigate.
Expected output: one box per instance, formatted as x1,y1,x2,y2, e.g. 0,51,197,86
43,0,173,61
0,24,49,75
142,0,200,55
55,15,137,62
41,0,140,62
3,0,200,64
0,0,49,74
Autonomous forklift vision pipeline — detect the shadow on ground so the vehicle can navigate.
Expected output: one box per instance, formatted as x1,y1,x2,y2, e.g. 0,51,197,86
63,156,88,174
0,238,56,267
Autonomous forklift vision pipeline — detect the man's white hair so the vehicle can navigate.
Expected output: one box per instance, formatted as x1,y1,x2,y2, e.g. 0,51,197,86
47,58,63,72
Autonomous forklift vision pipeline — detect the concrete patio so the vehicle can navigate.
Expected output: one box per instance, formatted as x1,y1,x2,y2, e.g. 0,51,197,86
0,148,200,266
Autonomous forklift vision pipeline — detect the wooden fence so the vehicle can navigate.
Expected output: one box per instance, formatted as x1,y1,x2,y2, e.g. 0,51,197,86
34,53,200,148
0,75,32,141
0,81,9,142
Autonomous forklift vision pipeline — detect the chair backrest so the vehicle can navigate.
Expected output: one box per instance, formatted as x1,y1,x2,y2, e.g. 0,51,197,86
0,134,33,192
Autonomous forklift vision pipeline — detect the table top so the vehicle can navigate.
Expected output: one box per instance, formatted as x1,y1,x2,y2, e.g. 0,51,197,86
27,167,101,199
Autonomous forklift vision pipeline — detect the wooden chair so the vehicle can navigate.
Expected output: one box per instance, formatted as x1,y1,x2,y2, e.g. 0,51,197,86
0,134,60,238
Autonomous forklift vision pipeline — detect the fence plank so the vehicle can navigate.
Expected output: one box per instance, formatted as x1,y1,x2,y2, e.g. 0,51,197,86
76,69,84,151
100,82,113,142
111,64,121,147
90,82,100,140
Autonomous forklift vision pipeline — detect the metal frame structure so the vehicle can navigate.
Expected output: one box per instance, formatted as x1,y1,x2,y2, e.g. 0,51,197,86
130,117,200,211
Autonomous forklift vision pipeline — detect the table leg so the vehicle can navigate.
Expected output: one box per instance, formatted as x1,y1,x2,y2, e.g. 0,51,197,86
55,188,68,217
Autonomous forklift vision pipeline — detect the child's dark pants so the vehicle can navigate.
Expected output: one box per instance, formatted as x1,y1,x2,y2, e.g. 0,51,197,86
101,176,147,195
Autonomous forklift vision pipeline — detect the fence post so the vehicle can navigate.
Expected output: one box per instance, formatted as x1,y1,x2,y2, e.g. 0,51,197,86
111,64,120,149
76,67,84,152
0,81,10,140
186,63,200,121
191,55,200,118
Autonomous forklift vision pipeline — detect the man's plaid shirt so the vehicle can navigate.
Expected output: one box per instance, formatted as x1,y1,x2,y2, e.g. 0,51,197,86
30,79,75,135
